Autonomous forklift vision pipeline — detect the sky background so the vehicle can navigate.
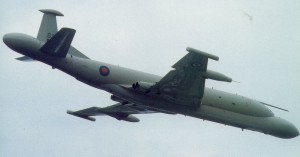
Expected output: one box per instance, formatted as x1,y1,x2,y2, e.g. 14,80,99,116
1,0,300,157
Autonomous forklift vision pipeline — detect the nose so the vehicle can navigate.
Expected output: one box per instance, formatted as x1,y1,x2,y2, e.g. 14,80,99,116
285,122,299,138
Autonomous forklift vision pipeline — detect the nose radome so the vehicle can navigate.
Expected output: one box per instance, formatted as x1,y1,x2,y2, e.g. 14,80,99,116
275,118,299,139
281,119,299,139
288,124,299,138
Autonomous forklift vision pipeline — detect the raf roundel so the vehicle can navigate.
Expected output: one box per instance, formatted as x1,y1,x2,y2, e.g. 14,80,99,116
99,66,110,76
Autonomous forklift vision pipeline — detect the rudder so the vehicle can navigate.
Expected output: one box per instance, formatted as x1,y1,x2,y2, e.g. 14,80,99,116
37,9,64,42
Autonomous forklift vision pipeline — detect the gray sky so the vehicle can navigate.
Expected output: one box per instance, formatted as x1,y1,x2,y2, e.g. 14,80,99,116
1,0,300,157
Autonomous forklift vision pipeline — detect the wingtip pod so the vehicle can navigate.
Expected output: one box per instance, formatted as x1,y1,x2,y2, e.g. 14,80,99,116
39,9,64,16
186,47,219,61
204,70,232,82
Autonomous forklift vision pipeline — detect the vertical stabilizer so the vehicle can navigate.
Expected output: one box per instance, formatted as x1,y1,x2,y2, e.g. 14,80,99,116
37,9,64,42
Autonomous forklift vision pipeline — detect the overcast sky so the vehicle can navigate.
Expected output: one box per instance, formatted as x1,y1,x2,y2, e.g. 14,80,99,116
1,0,300,157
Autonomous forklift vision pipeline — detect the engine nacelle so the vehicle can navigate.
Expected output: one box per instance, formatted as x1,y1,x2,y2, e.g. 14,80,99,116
203,70,232,82
132,81,154,93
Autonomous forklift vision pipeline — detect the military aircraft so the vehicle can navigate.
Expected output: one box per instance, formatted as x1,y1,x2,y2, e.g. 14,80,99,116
3,9,299,139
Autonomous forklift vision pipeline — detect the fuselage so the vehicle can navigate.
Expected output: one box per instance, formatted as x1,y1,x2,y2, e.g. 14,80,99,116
3,33,299,139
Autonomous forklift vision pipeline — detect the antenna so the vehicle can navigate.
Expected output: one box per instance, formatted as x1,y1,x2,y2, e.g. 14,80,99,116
259,101,289,112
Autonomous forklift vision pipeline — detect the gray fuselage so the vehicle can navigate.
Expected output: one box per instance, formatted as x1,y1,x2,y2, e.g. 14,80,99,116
3,33,299,139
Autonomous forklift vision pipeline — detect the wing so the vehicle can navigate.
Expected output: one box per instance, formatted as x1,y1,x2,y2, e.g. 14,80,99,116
149,47,224,108
67,103,165,122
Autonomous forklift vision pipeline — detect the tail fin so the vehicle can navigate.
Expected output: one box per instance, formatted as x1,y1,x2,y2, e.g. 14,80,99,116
37,9,64,42
37,9,90,59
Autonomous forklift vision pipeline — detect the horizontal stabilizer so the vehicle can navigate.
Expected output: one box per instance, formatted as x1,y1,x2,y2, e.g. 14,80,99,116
40,28,76,57
16,56,35,62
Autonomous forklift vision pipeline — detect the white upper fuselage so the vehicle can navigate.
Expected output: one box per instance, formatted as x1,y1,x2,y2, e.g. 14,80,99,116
3,33,299,139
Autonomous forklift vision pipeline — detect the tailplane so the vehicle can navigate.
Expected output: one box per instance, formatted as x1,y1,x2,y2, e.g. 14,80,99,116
37,9,64,42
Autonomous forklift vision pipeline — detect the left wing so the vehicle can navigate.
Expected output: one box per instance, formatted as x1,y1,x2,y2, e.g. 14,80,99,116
67,103,160,122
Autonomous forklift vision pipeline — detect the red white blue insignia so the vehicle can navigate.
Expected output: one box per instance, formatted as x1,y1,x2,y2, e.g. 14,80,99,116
99,66,110,76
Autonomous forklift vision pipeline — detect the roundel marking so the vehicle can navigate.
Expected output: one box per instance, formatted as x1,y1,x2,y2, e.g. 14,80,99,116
99,66,110,76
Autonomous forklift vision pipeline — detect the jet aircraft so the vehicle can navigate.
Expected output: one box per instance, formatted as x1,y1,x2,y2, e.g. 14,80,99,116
3,9,299,139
